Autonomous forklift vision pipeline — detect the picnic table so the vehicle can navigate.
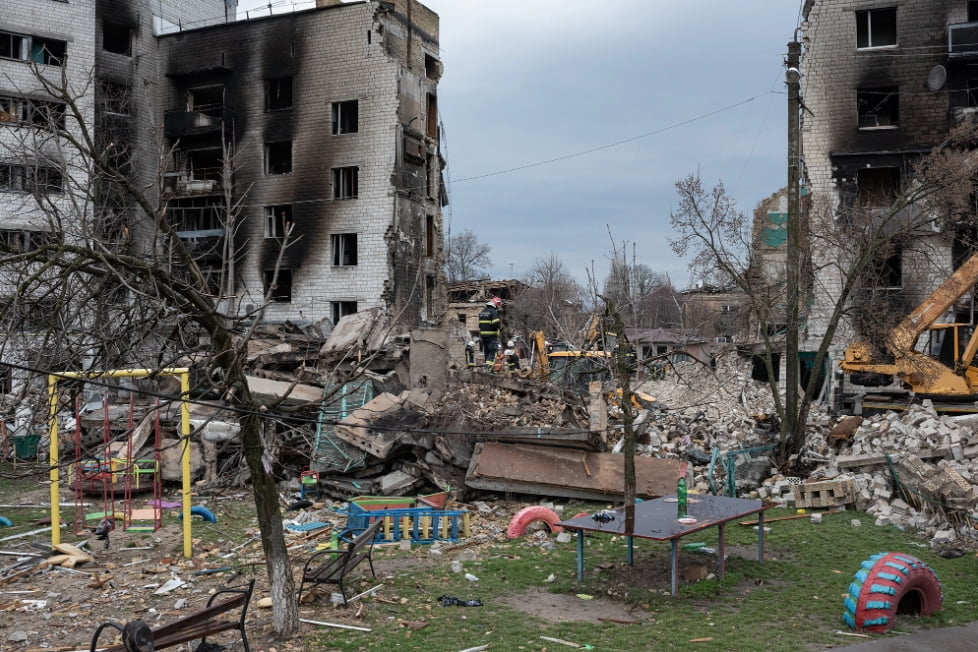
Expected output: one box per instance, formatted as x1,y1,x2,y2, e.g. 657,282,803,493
557,494,768,596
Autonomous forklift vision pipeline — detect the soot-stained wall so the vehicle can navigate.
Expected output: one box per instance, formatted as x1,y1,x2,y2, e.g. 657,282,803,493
157,1,445,327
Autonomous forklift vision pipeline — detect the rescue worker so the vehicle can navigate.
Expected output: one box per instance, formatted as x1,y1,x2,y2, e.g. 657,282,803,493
478,297,503,367
505,340,520,371
465,340,476,367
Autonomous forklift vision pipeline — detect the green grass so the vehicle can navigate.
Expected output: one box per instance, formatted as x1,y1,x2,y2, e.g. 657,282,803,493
310,505,978,652
1,467,974,652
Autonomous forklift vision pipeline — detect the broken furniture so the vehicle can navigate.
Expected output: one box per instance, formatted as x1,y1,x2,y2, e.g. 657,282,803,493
299,518,384,605
558,495,768,597
89,579,254,651
342,495,469,544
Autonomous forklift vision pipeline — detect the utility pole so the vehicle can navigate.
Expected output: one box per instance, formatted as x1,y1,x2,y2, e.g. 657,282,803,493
784,40,802,460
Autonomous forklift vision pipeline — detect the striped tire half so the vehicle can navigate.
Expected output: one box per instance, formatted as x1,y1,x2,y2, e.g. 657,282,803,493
506,506,564,539
843,551,943,633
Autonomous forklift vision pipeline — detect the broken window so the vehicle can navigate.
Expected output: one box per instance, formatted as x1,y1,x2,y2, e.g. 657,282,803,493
265,141,292,175
331,300,357,324
332,166,358,199
0,164,62,194
0,229,57,252
0,32,26,61
263,269,292,302
265,77,293,111
102,21,132,56
857,86,899,128
857,167,901,206
0,96,63,129
856,8,897,49
265,204,292,238
873,241,903,289
0,96,26,123
331,233,358,266
424,53,441,80
332,100,358,134
0,363,10,394
969,1,978,22
98,80,130,116
425,214,435,258
426,93,438,139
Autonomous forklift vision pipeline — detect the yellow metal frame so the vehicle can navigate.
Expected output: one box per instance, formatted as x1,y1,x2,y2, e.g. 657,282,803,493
48,368,193,558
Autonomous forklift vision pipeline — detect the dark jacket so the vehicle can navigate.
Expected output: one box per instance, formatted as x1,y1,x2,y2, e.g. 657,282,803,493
478,305,501,338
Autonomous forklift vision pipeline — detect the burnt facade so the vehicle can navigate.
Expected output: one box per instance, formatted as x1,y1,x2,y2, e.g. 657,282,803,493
156,0,446,328
800,1,978,387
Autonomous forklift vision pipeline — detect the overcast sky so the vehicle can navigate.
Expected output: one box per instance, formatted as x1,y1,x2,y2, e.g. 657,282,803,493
235,0,804,289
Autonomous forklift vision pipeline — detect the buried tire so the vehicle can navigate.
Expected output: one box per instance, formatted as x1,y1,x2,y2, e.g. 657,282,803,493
506,506,563,539
843,552,943,633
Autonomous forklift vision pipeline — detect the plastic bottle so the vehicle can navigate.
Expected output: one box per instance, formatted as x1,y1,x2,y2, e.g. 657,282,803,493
677,475,688,519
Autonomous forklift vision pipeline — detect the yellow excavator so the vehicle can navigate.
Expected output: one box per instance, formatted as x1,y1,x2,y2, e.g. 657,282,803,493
840,252,978,398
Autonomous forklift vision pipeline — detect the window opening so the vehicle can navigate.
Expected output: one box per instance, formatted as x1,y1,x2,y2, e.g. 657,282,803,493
856,8,897,49
425,215,434,257
424,53,441,80
0,163,63,193
265,141,292,175
970,1,978,22
98,80,130,116
265,77,293,111
0,229,57,252
102,22,132,56
332,166,358,198
332,233,358,266
331,301,357,324
426,93,437,139
264,269,292,302
265,205,292,238
0,31,65,66
857,167,901,207
332,100,358,134
857,86,899,128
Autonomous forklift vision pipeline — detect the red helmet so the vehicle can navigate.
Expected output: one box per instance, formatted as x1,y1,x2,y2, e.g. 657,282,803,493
488,297,503,308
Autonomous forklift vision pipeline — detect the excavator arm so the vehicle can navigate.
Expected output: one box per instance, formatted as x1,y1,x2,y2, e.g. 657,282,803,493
841,251,978,397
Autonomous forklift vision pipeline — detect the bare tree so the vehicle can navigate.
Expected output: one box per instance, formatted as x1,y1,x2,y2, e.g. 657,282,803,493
0,64,301,634
445,228,491,282
669,122,978,466
506,254,585,340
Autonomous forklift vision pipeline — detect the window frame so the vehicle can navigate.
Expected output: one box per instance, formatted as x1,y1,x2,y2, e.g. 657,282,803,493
331,300,358,324
263,268,293,303
331,100,359,135
331,233,358,266
857,86,899,130
264,204,293,239
331,166,359,199
856,7,897,50
265,76,294,112
264,141,293,175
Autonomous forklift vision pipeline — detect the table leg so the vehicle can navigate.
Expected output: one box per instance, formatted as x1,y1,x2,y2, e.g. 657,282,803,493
576,530,584,581
627,535,634,566
757,510,765,564
718,522,726,579
670,539,679,597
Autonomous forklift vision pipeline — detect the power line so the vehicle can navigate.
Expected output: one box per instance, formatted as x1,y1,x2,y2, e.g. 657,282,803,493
450,95,777,184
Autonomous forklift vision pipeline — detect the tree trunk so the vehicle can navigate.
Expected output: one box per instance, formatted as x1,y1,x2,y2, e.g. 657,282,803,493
240,413,299,636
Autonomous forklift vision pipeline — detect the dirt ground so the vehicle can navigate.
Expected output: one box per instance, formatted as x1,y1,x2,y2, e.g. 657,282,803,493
0,484,665,651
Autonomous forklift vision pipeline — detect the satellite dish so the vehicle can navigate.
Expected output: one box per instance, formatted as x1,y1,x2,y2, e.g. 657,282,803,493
927,65,947,92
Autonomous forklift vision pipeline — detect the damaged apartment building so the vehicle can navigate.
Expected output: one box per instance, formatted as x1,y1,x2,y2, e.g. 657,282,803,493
0,0,447,396
797,1,978,406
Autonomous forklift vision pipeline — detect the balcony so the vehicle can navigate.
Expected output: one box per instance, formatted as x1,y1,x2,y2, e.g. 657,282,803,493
948,22,978,57
163,167,224,196
164,104,232,138
173,228,225,262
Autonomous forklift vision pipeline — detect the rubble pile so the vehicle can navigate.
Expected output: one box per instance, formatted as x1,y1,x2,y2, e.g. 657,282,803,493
757,402,978,551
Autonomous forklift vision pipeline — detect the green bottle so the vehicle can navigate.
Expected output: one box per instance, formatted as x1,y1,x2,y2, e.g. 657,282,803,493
677,476,688,518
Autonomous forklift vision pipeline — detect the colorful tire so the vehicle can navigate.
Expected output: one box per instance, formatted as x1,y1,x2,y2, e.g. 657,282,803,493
843,552,943,633
177,505,218,523
506,506,564,539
